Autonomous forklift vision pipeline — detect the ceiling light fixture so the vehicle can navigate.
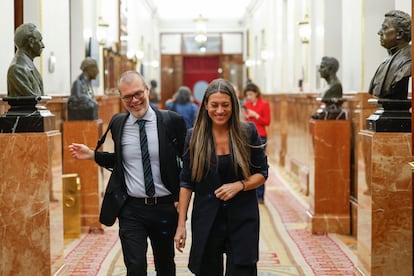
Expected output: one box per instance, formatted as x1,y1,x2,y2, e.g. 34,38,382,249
194,14,208,44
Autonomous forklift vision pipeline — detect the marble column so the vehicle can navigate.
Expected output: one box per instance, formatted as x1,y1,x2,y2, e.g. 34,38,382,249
63,120,103,231
0,131,65,275
356,130,412,276
307,120,351,234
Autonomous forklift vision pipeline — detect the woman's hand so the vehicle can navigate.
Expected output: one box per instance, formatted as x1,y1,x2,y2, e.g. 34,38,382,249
245,108,259,119
214,181,244,201
68,143,94,160
174,225,187,252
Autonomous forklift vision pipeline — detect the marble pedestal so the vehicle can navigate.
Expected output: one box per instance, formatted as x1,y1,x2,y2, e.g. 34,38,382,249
0,113,56,133
63,120,103,230
307,120,351,234
366,99,411,132
356,130,412,276
0,96,56,132
0,131,65,275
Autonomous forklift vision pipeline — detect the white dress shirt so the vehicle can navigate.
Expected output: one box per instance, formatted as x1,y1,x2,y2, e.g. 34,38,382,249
121,107,171,198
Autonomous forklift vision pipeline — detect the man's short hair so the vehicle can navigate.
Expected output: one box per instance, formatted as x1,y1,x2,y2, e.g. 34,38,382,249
14,23,38,49
117,70,146,90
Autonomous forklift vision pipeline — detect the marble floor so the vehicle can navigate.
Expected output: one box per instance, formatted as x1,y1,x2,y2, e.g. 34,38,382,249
63,166,357,275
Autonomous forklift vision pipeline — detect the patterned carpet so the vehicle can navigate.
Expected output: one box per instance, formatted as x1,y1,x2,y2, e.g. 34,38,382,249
63,167,356,275
64,229,120,275
264,169,356,275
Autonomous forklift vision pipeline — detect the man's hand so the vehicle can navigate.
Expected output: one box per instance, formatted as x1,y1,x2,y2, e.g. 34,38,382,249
68,143,94,160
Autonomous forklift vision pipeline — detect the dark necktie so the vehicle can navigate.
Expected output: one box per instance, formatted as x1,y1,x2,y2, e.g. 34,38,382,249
137,120,155,197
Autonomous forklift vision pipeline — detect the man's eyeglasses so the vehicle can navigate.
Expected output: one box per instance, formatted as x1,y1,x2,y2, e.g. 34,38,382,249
121,90,146,101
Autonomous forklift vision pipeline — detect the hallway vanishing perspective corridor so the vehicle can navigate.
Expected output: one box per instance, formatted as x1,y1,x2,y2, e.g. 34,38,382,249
64,166,356,275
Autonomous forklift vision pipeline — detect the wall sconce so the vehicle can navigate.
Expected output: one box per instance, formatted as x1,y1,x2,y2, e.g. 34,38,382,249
245,58,260,67
298,14,311,43
260,48,270,61
96,16,109,45
48,51,56,73
136,49,144,60
260,29,270,61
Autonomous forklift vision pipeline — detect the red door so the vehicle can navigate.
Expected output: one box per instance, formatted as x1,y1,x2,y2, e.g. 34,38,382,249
183,56,220,103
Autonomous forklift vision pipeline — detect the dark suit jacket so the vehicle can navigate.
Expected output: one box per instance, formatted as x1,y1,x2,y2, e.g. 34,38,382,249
180,122,268,274
96,109,187,226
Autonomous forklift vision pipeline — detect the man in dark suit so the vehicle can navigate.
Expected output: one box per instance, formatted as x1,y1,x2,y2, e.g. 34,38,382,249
7,23,44,97
69,70,187,276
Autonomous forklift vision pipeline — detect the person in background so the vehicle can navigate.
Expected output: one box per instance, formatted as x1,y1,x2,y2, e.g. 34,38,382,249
174,78,268,276
232,83,246,121
243,82,271,204
165,86,199,128
69,71,187,276
149,79,160,103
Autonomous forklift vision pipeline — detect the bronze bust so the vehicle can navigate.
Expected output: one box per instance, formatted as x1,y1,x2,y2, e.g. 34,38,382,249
312,56,346,120
319,56,343,101
67,57,99,120
7,23,44,97
368,10,411,100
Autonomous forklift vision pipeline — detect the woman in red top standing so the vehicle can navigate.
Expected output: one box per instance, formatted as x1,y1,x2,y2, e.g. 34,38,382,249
243,82,271,203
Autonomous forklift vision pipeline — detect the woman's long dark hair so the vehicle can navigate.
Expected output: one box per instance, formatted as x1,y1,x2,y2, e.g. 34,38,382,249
189,78,252,182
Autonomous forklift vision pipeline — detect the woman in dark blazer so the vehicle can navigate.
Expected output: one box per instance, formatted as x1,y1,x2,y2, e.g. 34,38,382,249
174,78,268,276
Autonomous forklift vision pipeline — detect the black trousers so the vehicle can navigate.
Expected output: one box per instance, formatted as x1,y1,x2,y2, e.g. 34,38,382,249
197,208,257,276
118,199,178,276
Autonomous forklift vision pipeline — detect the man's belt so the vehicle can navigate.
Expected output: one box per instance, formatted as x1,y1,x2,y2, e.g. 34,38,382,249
128,195,174,206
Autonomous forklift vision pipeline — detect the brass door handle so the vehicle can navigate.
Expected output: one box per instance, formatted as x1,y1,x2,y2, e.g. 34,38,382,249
64,195,76,208
408,161,414,171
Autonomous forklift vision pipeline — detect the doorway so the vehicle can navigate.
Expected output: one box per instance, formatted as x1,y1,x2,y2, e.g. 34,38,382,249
183,56,220,103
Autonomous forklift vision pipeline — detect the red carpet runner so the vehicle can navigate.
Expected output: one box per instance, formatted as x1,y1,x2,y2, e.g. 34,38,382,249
265,168,356,275
64,167,356,275
64,229,119,275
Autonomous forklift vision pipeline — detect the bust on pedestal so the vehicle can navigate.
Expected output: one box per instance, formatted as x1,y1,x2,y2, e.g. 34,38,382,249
0,23,65,275
311,56,347,120
0,23,54,133
64,58,102,231
367,10,411,132
356,10,413,276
